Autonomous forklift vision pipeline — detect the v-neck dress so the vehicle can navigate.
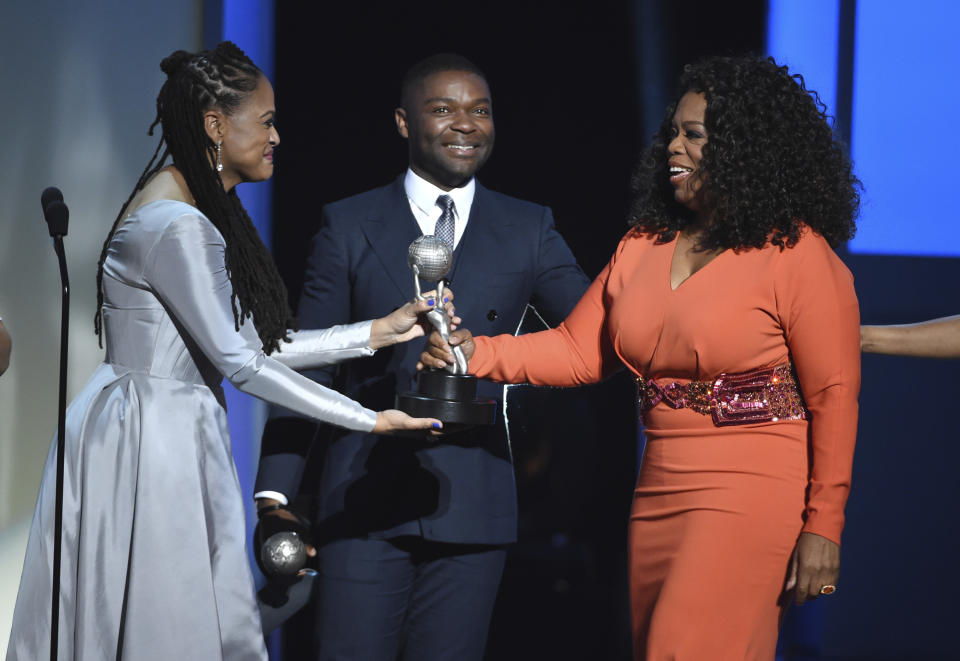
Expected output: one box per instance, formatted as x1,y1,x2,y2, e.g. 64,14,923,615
469,227,860,660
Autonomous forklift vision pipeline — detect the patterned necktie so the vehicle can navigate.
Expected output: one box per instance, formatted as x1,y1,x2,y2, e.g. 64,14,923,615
434,194,456,250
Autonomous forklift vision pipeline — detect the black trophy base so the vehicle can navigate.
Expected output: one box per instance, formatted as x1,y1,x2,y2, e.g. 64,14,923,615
396,370,497,426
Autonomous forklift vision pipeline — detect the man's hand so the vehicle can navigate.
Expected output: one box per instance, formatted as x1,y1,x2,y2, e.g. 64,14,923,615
418,329,475,371
256,499,317,559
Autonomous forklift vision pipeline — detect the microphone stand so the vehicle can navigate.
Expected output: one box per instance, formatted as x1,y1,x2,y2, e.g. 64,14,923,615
41,189,69,661
50,234,68,661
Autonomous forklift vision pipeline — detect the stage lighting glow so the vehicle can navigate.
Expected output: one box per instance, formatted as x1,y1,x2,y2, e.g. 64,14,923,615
220,0,276,532
847,2,960,256
765,0,840,121
768,0,960,257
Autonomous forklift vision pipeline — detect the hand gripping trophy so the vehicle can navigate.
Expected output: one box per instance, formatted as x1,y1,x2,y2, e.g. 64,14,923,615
396,235,496,426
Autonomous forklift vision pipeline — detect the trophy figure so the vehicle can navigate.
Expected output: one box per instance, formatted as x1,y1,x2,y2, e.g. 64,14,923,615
396,236,496,426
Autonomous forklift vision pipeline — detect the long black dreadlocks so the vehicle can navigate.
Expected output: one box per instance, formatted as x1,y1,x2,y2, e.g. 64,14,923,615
95,41,295,354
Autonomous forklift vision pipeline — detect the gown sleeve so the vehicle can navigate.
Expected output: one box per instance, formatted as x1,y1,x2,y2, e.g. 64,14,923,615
143,212,378,433
470,235,627,386
774,229,861,545
271,323,376,370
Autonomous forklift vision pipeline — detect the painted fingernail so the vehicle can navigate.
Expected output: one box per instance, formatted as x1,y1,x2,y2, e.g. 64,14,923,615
427,298,435,306
443,297,449,303
432,422,441,429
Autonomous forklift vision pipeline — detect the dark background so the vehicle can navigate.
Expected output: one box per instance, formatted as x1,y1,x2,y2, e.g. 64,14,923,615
268,1,960,659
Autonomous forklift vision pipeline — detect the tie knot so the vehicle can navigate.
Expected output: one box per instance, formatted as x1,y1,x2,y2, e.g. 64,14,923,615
436,195,455,214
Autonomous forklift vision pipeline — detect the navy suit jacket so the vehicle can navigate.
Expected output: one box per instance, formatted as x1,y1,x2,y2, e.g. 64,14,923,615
256,175,589,545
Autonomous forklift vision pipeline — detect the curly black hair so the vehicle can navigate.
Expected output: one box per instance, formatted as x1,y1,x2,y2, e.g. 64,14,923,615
628,55,860,250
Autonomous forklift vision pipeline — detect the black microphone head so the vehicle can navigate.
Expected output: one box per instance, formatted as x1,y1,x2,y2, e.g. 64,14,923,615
41,187,64,214
44,200,69,237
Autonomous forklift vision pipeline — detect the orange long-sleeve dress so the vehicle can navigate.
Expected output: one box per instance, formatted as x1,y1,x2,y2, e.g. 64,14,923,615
470,227,860,660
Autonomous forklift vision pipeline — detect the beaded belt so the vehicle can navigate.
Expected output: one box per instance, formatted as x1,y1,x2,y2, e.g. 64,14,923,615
636,364,808,426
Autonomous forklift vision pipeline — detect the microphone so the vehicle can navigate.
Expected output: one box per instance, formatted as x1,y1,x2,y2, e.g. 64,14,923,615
41,187,69,237
41,186,63,212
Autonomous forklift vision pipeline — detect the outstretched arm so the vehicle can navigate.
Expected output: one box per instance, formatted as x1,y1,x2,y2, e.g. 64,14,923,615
144,213,441,438
861,315,960,358
423,238,626,387
271,290,456,370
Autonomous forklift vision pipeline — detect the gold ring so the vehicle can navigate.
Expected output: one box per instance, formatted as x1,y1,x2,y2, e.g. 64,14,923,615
818,584,837,595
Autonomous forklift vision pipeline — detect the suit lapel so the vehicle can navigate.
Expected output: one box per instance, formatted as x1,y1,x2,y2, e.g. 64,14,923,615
361,176,422,299
448,182,514,286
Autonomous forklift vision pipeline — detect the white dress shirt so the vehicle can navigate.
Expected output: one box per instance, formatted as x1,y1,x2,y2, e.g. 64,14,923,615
404,168,475,250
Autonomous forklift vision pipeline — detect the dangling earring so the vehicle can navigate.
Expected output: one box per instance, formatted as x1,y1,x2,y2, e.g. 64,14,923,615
216,141,223,172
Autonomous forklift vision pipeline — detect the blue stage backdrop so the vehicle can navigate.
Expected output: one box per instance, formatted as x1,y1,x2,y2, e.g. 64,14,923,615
201,1,275,511
770,0,960,259
768,1,960,659
848,1,960,257
206,0,278,655
203,0,275,598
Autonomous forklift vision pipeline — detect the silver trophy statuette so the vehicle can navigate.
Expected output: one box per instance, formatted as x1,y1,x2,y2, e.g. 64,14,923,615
407,236,467,374
395,236,497,428
260,531,307,576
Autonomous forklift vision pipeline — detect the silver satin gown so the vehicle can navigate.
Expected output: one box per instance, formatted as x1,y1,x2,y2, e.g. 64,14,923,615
7,200,380,660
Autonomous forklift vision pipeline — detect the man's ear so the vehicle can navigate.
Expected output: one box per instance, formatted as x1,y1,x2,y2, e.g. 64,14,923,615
394,108,409,139
204,110,226,144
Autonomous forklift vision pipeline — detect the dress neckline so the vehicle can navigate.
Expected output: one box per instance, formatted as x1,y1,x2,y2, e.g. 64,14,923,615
667,236,727,292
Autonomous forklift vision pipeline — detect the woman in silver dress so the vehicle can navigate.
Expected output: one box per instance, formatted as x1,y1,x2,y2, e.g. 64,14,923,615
7,42,446,660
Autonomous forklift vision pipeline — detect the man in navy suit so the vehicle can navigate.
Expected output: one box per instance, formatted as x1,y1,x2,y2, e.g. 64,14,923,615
255,53,589,660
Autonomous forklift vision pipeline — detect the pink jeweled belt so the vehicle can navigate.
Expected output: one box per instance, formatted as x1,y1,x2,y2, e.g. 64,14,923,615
636,364,808,427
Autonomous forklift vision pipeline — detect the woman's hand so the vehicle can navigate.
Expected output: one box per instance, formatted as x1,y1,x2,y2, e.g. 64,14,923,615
418,329,476,370
784,531,840,605
370,289,458,350
373,409,443,434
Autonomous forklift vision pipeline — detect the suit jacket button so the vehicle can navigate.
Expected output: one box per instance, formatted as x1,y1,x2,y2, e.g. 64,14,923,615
487,309,498,321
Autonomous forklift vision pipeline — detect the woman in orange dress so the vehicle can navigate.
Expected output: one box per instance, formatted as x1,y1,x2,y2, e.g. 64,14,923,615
422,56,861,660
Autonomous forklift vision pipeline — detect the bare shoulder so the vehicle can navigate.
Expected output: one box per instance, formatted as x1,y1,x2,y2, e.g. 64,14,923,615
124,167,194,218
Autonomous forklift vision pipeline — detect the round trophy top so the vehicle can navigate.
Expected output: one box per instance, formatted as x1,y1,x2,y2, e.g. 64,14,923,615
408,235,453,281
260,531,306,576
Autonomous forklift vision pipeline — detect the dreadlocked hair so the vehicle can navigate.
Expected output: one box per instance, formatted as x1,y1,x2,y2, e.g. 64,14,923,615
95,41,295,354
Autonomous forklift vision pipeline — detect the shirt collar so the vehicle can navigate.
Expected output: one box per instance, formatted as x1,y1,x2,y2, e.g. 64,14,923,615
404,168,476,218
